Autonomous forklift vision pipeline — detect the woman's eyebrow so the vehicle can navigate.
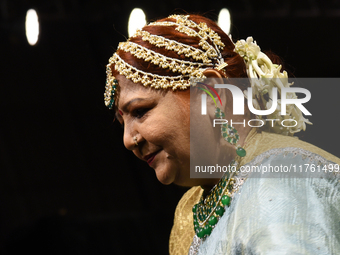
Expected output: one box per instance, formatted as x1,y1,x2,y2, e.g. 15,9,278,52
115,97,153,123
120,98,152,112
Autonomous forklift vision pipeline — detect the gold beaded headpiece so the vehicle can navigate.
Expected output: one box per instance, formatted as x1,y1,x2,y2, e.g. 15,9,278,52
104,14,311,135
104,14,228,109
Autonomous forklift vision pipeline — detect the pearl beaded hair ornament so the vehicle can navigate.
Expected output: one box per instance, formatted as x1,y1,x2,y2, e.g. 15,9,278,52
104,14,311,135
104,14,229,109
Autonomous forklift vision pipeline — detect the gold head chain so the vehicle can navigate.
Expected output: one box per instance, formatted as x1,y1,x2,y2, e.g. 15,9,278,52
104,14,228,109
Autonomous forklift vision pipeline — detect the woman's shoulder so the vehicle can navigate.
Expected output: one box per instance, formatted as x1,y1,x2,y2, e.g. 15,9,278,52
175,186,203,213
169,186,203,255
243,131,340,166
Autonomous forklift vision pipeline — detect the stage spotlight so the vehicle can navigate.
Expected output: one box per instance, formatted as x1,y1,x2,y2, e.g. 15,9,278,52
218,8,231,35
25,9,39,46
128,8,146,37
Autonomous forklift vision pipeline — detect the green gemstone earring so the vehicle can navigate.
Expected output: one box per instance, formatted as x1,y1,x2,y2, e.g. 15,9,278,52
215,107,246,158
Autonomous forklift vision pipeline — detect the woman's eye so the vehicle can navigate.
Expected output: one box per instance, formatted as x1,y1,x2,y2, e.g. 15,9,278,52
133,108,149,118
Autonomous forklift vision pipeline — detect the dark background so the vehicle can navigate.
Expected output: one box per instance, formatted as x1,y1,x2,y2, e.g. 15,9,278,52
0,0,339,254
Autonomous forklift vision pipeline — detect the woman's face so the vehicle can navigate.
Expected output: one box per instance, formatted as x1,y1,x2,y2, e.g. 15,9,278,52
115,75,192,186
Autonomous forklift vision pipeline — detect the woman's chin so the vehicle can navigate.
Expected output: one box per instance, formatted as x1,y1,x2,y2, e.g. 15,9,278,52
155,168,175,185
156,169,193,187
156,175,175,185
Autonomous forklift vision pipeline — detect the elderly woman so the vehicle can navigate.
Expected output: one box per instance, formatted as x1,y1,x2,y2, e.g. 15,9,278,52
104,14,340,255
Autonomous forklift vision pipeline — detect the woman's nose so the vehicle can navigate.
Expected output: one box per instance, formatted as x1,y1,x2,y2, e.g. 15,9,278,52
123,124,136,151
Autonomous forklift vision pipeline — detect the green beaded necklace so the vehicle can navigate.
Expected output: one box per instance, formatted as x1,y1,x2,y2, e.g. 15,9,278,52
192,160,241,239
192,107,247,239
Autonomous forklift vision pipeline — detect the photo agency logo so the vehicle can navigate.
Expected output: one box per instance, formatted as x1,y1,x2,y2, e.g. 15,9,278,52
199,82,312,129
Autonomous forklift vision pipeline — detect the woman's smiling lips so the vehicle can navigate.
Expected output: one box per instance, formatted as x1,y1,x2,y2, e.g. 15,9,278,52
144,150,161,165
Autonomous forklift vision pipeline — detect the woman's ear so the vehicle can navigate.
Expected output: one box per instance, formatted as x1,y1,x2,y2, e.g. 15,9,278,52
203,69,225,86
202,69,228,111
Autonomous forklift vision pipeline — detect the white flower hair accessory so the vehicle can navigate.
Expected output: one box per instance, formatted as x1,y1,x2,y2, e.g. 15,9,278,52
234,37,312,135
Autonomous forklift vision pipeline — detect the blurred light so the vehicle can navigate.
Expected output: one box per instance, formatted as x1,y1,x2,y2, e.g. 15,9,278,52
218,8,231,35
128,8,146,37
25,9,39,46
